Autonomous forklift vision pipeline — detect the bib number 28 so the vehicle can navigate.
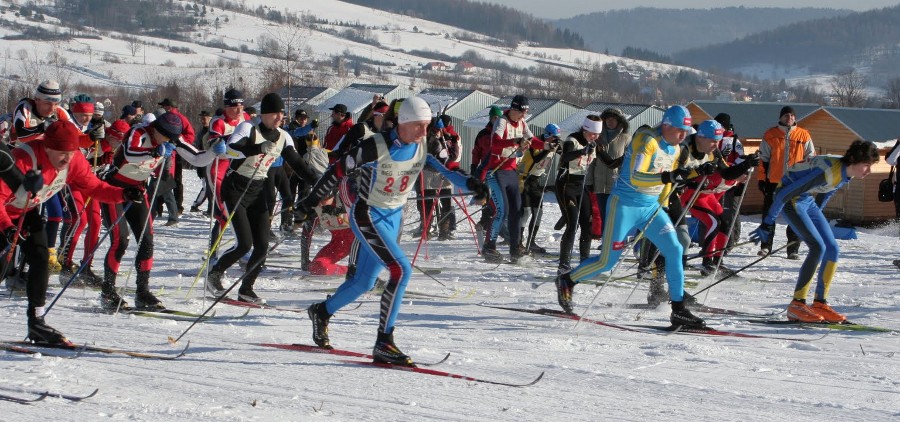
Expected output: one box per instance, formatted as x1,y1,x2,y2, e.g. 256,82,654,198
383,175,410,193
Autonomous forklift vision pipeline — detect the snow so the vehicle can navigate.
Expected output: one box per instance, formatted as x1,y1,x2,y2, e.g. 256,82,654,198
2,176,900,420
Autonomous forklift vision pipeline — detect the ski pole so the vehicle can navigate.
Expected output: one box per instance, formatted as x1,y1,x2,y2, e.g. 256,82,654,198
408,192,472,201
168,259,266,345
705,169,754,283
0,193,33,283
43,201,135,316
690,240,801,296
452,194,482,254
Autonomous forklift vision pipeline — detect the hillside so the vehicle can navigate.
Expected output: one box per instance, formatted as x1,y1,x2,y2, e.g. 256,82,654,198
0,0,701,113
554,7,850,57
675,5,900,85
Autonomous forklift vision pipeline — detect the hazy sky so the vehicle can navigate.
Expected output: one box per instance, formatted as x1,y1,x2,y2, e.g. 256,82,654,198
481,0,900,19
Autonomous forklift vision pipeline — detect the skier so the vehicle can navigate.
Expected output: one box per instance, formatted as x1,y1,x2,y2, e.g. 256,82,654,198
750,140,880,323
591,108,630,239
296,96,488,366
0,121,140,344
204,89,250,251
99,113,220,311
204,93,317,304
519,123,561,254
556,116,601,273
555,105,707,328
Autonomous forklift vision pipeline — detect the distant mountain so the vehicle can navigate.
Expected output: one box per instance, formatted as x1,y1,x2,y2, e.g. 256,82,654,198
555,7,850,57
674,5,900,83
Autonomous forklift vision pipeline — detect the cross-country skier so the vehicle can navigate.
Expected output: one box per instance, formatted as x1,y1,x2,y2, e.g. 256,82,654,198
296,96,488,366
750,140,879,323
556,116,601,273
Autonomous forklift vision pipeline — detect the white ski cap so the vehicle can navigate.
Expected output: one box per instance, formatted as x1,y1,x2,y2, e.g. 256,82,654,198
398,96,432,124
582,116,603,134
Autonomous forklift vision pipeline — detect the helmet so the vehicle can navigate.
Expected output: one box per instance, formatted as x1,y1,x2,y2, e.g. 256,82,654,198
544,123,560,137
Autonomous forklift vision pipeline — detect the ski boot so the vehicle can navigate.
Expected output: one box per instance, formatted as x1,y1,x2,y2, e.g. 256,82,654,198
555,272,576,314
133,271,164,310
308,302,332,349
237,286,267,305
810,300,847,323
670,301,706,328
99,269,129,312
205,270,227,297
482,246,504,263
27,308,71,346
372,331,414,367
47,248,62,273
787,299,825,322
646,277,668,306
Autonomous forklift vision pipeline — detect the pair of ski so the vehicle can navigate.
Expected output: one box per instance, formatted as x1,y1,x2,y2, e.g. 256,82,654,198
482,305,819,342
0,388,98,405
744,319,894,333
257,343,543,387
1,340,189,360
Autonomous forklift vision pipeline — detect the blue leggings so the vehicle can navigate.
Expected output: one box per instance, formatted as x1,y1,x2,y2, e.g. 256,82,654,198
783,196,839,301
43,193,63,247
325,201,410,334
570,195,686,301
485,169,521,251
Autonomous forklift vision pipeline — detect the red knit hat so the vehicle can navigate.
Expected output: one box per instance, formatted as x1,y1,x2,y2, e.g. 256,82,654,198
43,121,85,152
107,119,131,141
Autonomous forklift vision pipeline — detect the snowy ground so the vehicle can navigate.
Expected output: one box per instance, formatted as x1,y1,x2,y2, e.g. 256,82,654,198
2,176,899,421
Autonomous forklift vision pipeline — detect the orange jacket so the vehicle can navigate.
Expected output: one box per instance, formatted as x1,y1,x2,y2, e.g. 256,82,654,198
757,125,813,182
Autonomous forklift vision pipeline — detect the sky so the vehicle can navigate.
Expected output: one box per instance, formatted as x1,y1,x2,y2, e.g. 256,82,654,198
480,0,900,19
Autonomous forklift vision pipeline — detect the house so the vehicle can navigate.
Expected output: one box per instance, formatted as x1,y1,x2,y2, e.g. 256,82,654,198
276,85,337,120
423,61,449,71
455,61,476,73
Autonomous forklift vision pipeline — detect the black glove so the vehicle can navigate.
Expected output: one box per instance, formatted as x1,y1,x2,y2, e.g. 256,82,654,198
758,180,770,194
741,152,761,167
582,143,595,156
2,226,20,245
123,187,144,203
609,156,623,168
661,168,691,184
292,202,314,227
466,177,489,202
696,162,717,176
310,119,319,129
22,169,43,194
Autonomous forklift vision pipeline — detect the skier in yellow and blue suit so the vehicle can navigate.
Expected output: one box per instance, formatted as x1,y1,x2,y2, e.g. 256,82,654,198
750,140,879,324
554,105,707,328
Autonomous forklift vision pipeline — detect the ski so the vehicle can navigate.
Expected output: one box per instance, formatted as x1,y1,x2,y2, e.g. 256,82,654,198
339,359,544,388
218,298,307,313
745,319,895,333
0,392,48,405
257,343,451,367
619,302,782,318
481,305,816,341
0,387,99,402
627,324,820,341
6,340,190,360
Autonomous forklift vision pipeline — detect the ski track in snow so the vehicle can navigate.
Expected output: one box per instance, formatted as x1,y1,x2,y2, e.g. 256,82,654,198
2,177,899,421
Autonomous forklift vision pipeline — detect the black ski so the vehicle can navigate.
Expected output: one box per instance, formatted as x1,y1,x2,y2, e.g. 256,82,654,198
258,343,450,367
6,340,190,360
339,359,544,387
0,392,48,404
0,387,99,402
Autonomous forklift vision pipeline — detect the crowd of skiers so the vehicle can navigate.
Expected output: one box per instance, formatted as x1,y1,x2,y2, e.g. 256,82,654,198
0,80,885,366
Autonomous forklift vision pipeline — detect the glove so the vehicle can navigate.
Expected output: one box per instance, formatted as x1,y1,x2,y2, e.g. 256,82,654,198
741,152,761,167
211,139,227,155
3,226,20,245
582,143,595,156
310,119,318,129
609,156,623,168
157,142,176,158
122,187,145,203
749,222,775,245
292,202,314,229
466,177,489,202
661,168,691,184
696,162,717,176
22,169,43,194
757,180,770,194
261,141,278,156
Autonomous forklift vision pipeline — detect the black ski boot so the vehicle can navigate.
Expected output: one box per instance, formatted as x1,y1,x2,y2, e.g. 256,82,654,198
482,240,504,263
205,269,226,297
26,307,71,345
555,272,576,314
237,287,267,305
646,277,668,306
99,269,129,312
79,265,103,287
134,271,164,310
372,331,414,367
307,302,332,349
670,301,706,328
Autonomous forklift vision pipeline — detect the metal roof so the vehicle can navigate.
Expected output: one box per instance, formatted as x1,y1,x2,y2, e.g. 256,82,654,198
277,86,333,103
347,83,402,94
688,100,820,139
462,96,581,128
316,87,382,114
815,107,900,142
584,102,663,119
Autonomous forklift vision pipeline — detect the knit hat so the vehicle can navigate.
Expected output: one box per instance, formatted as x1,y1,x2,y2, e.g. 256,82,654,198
510,95,529,112
398,96,432,124
107,119,131,141
244,106,257,115
43,121,83,151
489,105,502,117
582,116,603,134
70,94,94,114
121,105,137,119
260,93,284,114
224,89,244,107
154,112,183,140
696,120,725,141
434,118,445,130
93,102,105,116
661,105,692,130
779,106,795,118
713,113,732,130
34,80,62,103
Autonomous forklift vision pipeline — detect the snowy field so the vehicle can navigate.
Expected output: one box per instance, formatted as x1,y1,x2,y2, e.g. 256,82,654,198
2,175,899,421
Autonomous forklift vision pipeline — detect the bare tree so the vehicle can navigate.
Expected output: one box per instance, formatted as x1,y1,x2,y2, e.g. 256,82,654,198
17,49,42,88
886,77,900,109
830,68,867,108
127,37,143,57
